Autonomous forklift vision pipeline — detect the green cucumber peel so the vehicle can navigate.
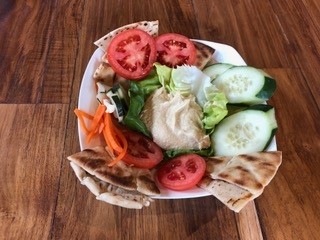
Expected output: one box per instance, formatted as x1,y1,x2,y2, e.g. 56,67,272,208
255,76,276,100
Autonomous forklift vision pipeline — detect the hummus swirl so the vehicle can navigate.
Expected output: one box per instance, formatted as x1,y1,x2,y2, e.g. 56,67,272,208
141,87,211,150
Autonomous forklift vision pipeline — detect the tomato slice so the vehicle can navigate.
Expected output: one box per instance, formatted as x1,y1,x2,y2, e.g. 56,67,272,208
106,29,157,80
156,154,206,191
155,33,196,68
122,131,163,169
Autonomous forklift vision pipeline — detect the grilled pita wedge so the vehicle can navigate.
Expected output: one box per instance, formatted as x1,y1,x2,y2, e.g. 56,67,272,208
67,146,160,209
198,151,282,212
70,162,152,209
94,20,159,52
193,41,216,69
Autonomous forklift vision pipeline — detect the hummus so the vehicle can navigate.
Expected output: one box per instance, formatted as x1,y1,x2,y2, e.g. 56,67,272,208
141,87,211,150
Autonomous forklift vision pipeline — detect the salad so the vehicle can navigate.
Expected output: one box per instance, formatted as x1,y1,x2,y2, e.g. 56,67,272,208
75,21,278,198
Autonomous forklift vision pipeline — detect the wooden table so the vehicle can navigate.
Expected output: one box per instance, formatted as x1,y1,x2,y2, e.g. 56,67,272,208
1,1,319,239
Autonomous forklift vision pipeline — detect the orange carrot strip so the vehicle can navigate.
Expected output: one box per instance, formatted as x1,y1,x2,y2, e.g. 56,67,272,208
103,112,123,152
89,104,106,131
74,109,94,120
74,109,94,135
98,121,105,134
107,125,128,166
100,111,128,166
102,126,115,155
107,126,128,166
86,104,106,143
108,139,128,166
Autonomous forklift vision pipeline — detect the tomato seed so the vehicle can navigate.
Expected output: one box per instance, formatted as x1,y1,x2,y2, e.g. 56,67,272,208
186,160,198,173
167,171,185,181
163,40,187,50
164,160,182,173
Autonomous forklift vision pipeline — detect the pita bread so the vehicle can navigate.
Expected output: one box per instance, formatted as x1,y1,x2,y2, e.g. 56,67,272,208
198,151,282,212
94,20,159,52
193,41,216,69
67,146,160,196
199,176,255,212
93,62,115,85
69,162,152,209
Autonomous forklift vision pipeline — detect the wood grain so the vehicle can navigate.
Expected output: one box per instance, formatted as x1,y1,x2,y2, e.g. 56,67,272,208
256,68,320,240
0,104,68,239
0,0,320,239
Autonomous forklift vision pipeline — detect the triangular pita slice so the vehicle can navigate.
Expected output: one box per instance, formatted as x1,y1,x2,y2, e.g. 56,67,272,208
70,162,152,209
192,41,216,69
67,146,160,196
198,151,282,212
94,20,159,52
198,176,255,212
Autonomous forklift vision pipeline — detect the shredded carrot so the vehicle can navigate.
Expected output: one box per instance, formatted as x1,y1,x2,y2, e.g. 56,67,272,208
74,104,128,167
98,122,105,134
103,112,123,152
102,127,115,155
107,140,128,166
86,104,106,143
74,109,94,135
89,104,106,131
74,109,94,120
102,112,128,166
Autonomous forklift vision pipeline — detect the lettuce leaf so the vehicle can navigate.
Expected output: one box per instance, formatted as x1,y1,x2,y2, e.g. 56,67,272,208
123,70,161,137
170,65,228,131
165,146,214,159
202,85,228,131
154,62,171,87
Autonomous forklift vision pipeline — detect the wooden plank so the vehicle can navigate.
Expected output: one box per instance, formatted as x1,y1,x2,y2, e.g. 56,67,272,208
0,1,56,103
256,68,320,240
268,0,320,106
0,1,83,104
192,0,298,68
235,202,263,240
40,1,86,104
0,104,68,239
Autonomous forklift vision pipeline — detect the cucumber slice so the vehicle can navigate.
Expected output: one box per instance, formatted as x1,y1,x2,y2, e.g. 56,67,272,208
211,105,277,156
107,83,129,110
203,63,234,80
213,66,276,104
111,95,126,119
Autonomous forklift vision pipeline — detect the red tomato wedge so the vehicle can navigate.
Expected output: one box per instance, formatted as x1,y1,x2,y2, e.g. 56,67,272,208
155,33,196,68
156,154,206,191
122,131,163,169
106,29,157,80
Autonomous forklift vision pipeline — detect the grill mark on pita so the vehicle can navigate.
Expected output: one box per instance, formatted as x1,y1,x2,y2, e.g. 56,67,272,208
195,45,209,58
97,172,136,189
206,157,226,163
137,175,161,195
84,158,107,169
219,173,230,179
240,154,259,162
236,165,249,172
192,41,215,69
231,193,253,206
234,179,245,186
227,198,234,204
